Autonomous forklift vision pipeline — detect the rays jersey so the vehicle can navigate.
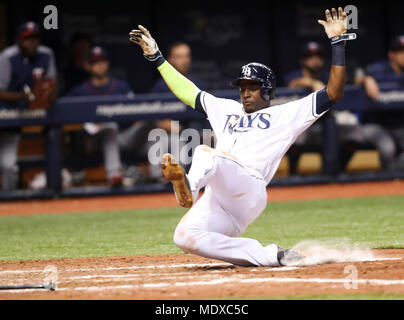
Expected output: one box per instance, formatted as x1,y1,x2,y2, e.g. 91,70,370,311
195,89,330,185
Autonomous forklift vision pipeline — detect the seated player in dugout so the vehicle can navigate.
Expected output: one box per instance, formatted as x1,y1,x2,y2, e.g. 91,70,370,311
149,40,209,133
149,41,212,173
66,46,134,186
0,21,58,190
283,42,328,174
129,8,356,267
355,35,404,170
285,42,396,173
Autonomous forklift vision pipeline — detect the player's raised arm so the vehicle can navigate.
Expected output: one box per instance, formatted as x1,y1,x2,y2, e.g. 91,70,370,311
318,7,356,103
129,25,200,109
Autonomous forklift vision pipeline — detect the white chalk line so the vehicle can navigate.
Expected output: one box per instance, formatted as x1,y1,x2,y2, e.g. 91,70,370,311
57,276,404,291
62,273,227,284
3,257,404,293
0,262,233,275
2,276,404,294
372,257,402,261
0,266,290,288
0,268,296,288
1,256,403,293
1,269,252,286
1,256,402,275
66,269,235,280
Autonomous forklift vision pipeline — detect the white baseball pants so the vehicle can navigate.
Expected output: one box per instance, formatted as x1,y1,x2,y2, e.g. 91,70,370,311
173,145,280,267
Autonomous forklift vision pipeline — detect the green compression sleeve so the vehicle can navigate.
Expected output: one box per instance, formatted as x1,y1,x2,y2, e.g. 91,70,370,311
157,60,201,109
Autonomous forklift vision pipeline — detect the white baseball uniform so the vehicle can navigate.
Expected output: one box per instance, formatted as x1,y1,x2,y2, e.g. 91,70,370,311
173,90,328,266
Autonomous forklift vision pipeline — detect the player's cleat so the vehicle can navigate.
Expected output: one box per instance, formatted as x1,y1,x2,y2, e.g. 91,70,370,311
277,246,303,266
161,153,193,208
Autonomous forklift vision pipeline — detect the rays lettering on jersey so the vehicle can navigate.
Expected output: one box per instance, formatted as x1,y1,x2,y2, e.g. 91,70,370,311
223,113,271,134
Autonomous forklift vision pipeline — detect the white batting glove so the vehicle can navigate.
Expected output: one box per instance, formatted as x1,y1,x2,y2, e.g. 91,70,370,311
129,25,160,60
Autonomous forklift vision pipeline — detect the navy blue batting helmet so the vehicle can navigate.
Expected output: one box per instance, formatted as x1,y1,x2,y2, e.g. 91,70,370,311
231,62,276,101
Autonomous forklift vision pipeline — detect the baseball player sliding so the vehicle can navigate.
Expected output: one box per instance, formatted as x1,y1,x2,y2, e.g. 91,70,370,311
129,8,356,266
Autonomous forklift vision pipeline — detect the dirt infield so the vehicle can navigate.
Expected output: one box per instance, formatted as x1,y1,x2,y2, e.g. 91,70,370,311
0,180,403,299
0,250,403,299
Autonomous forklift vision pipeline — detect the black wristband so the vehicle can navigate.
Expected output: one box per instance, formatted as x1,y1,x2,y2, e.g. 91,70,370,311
154,55,165,67
315,87,335,115
142,50,165,67
331,41,345,66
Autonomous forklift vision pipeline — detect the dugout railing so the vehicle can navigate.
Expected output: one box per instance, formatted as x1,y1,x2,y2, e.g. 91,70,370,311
0,84,404,200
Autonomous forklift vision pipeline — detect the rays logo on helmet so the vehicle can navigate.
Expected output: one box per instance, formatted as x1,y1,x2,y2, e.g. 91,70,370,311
231,62,277,101
241,65,252,77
